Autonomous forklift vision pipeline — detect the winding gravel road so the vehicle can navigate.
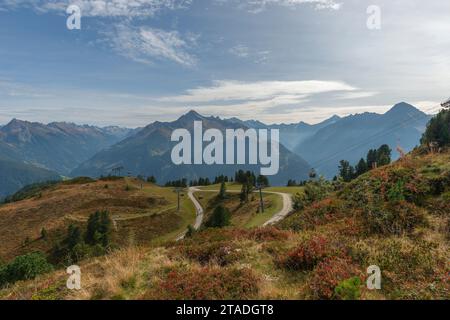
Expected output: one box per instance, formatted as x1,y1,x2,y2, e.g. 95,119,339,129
176,187,293,240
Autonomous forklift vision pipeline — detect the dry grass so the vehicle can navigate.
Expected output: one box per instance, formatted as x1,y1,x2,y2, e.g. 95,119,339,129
0,178,194,262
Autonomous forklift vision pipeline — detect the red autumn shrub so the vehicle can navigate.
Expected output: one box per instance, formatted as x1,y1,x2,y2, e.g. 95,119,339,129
247,226,291,242
154,267,259,300
309,256,361,300
175,241,242,266
280,198,344,231
277,236,333,271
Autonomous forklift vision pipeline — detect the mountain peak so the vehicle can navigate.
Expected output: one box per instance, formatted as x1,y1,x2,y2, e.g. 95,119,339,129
387,102,423,115
177,110,205,122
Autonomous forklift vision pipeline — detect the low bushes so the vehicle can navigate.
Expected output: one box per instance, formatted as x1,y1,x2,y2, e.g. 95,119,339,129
174,242,242,266
361,200,427,235
150,266,259,300
280,198,345,231
334,277,362,300
277,236,333,271
309,256,361,300
0,252,53,287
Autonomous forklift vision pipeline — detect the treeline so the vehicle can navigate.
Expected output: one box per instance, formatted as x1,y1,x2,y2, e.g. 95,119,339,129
287,180,308,187
337,144,392,182
165,179,188,188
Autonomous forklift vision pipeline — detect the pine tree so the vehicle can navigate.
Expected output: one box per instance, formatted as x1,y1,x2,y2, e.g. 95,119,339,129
376,144,392,166
205,205,231,228
218,181,227,199
355,158,368,176
66,225,82,250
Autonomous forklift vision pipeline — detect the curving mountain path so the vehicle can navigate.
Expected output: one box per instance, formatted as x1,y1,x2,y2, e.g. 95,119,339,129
176,187,293,240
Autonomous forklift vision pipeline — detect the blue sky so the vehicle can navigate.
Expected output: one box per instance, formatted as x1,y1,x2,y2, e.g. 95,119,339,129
0,0,449,127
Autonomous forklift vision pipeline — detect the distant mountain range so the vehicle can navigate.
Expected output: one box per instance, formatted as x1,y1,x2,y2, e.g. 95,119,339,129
0,120,135,198
0,102,432,198
0,119,134,174
71,111,311,185
236,102,431,178
293,102,431,177
227,114,341,151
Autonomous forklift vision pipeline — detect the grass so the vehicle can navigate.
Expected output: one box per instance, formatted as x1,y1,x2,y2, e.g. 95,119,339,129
0,177,196,262
197,183,304,196
194,190,283,228
1,150,449,300
265,186,304,195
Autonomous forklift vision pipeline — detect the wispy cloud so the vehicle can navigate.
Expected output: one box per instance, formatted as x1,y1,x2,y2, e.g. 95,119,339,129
0,0,193,17
229,44,271,64
229,44,250,58
106,24,197,66
159,80,356,103
221,0,342,13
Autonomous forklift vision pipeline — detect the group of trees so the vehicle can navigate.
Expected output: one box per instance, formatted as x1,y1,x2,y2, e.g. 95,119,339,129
189,177,212,186
51,211,112,264
286,180,308,187
338,144,392,182
421,108,450,147
165,179,188,188
236,171,269,203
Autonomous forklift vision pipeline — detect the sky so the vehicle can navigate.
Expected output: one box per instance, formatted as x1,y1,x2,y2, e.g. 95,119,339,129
0,0,449,127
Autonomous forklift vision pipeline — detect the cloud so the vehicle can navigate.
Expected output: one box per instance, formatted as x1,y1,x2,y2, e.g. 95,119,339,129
159,80,356,103
229,45,271,64
106,24,197,66
221,0,342,13
0,0,193,17
229,44,250,58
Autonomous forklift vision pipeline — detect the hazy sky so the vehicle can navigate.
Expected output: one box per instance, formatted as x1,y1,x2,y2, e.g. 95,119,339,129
0,0,449,127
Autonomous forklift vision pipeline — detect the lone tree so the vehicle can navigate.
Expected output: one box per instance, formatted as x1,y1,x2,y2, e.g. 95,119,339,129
205,205,231,228
218,181,227,199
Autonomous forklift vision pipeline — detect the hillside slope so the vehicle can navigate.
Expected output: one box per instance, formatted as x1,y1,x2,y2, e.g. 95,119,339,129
0,177,195,262
3,148,448,300
0,157,60,199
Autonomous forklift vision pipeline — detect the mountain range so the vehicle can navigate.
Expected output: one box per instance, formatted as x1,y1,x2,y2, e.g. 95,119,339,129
235,102,431,177
0,120,134,198
71,111,312,185
0,102,432,198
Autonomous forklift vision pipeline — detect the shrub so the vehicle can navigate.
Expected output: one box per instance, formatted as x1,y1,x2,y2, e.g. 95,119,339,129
280,198,344,231
247,227,291,242
309,256,361,300
0,252,53,287
277,236,332,271
334,277,362,300
175,242,241,266
361,200,427,235
152,266,259,300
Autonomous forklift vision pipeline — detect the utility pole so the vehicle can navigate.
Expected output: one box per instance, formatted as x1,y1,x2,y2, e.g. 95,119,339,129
258,186,264,213
174,187,184,212
256,181,267,214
